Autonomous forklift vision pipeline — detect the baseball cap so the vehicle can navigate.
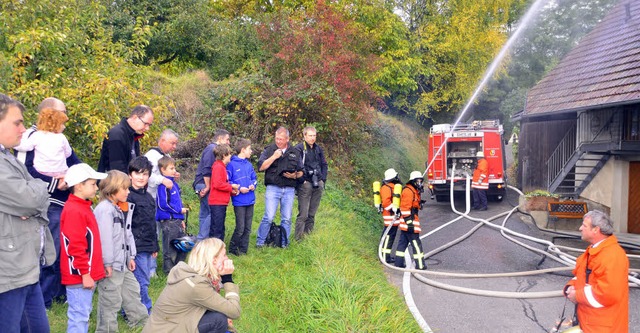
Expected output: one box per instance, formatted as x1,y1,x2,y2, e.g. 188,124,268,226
65,163,107,187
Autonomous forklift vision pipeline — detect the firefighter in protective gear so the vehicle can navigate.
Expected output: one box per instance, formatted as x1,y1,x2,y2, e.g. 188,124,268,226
395,171,427,270
472,151,489,211
379,168,402,264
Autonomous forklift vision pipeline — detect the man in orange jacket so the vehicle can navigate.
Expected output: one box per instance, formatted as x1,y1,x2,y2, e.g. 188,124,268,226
564,210,629,333
472,151,488,211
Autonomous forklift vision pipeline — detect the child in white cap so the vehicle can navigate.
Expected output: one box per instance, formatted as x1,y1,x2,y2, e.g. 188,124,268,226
60,163,107,332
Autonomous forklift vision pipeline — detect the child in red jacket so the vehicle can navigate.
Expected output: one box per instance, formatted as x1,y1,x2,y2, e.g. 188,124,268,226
208,144,239,241
60,163,107,332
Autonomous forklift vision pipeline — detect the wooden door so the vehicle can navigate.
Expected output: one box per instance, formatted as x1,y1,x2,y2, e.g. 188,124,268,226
629,162,640,234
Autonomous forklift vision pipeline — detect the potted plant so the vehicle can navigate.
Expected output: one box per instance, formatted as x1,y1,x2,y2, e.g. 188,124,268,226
523,190,560,212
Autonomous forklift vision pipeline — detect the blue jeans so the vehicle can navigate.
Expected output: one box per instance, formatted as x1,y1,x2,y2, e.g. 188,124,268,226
40,204,65,307
197,310,228,333
133,252,154,313
256,185,295,246
209,205,228,241
195,184,211,241
66,285,95,333
0,282,50,333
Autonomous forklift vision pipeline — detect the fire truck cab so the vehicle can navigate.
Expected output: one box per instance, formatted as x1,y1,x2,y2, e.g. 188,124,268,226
426,120,507,202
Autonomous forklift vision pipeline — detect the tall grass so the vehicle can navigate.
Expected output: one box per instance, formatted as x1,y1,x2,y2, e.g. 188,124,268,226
233,183,421,332
47,112,428,332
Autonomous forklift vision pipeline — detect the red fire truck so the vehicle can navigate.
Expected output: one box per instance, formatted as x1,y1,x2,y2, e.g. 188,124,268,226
426,120,507,202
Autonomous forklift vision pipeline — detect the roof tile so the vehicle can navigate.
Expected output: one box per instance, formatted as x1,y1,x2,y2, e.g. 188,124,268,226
525,0,640,115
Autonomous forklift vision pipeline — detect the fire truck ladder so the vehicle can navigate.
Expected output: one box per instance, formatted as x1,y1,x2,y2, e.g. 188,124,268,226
547,124,611,198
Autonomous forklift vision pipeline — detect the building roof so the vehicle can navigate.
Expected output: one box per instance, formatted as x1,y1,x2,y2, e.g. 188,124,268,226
525,0,640,116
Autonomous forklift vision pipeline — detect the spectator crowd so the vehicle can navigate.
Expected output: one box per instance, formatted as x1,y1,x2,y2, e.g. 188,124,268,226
0,94,328,333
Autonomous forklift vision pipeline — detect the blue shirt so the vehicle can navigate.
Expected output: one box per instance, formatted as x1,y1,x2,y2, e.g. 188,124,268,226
226,155,258,206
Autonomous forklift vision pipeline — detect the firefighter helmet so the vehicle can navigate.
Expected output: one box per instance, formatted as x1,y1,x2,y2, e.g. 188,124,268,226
409,170,424,191
384,168,398,181
409,171,423,181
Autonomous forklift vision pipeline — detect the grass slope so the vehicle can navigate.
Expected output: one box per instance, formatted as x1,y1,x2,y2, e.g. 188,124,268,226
353,113,430,193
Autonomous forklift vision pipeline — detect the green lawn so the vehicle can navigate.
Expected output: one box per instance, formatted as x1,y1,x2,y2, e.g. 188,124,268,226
47,179,422,332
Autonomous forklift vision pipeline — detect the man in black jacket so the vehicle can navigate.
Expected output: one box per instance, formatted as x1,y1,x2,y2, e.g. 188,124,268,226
293,126,328,241
98,105,153,173
255,127,303,248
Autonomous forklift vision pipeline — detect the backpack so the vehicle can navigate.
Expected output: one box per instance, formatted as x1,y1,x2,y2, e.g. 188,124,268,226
265,222,288,248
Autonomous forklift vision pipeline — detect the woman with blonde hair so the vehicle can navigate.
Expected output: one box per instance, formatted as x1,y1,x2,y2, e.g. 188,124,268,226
143,238,241,333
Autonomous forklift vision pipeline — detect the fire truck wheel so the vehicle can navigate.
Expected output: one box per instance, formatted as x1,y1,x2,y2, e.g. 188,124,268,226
435,195,448,202
489,195,504,202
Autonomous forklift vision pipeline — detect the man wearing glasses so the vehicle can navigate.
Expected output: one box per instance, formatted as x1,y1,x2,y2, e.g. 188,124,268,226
98,105,154,173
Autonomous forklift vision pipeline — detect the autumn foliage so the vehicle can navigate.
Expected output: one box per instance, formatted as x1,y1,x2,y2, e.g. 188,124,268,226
207,1,379,153
1,0,531,170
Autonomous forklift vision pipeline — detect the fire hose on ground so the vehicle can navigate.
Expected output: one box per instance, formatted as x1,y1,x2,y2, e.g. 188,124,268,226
376,164,640,297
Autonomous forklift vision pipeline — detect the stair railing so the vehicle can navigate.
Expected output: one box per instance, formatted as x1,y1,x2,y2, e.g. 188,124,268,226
547,124,577,188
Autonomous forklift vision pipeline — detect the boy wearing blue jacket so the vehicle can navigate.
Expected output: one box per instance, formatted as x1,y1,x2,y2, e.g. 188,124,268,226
156,156,188,275
226,139,257,255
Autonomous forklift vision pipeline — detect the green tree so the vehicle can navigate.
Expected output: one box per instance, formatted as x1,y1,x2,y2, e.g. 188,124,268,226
102,0,260,79
344,0,423,98
211,0,421,100
472,0,619,135
385,0,527,125
205,0,381,154
417,0,525,120
0,0,171,164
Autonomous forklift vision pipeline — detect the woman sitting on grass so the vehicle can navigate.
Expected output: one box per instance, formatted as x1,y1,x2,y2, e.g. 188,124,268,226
142,238,241,333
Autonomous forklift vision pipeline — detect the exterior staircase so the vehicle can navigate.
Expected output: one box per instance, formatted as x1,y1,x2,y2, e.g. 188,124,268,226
547,124,611,198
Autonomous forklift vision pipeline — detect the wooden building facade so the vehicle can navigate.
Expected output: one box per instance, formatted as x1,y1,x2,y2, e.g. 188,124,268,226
516,0,640,233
